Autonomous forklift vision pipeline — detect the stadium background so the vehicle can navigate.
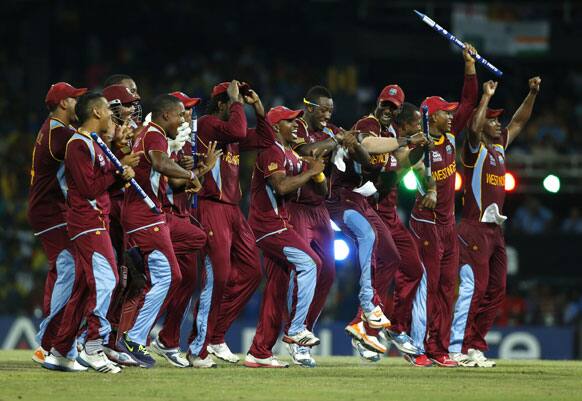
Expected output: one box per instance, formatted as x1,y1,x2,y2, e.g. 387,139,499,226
1,0,581,359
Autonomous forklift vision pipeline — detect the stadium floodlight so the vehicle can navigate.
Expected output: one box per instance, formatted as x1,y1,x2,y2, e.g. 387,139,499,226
334,239,350,261
505,171,517,192
543,174,560,193
455,171,463,191
403,170,418,191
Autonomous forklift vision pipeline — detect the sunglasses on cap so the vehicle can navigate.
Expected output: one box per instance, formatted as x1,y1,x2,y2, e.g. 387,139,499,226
303,98,333,113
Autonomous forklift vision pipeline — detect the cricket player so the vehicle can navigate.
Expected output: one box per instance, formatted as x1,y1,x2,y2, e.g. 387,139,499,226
327,97,425,355
449,77,541,367
244,106,326,368
45,92,134,373
117,94,204,368
101,84,143,366
151,92,220,368
28,82,87,365
286,85,358,367
103,74,142,125
187,81,271,367
351,96,437,361
407,44,479,367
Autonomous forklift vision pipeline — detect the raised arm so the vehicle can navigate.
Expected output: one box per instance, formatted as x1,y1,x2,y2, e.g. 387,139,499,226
451,43,479,135
468,80,498,149
506,76,541,148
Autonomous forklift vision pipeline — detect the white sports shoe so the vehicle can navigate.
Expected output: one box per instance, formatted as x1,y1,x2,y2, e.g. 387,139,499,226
287,344,316,368
362,306,391,329
243,353,289,368
187,353,217,368
468,348,496,368
207,343,239,363
351,339,381,362
449,352,477,367
150,338,189,368
282,329,320,347
42,352,88,372
77,350,121,373
387,331,419,355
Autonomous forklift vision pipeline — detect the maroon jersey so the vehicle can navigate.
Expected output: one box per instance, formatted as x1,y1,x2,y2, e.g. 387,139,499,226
330,114,395,193
197,103,273,205
291,118,338,206
122,122,168,232
461,128,508,221
163,141,193,217
64,130,116,240
248,142,305,238
411,73,478,226
28,118,75,234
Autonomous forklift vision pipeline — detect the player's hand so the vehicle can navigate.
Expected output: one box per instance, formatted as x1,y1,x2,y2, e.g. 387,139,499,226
185,174,202,193
409,132,428,147
303,149,326,176
243,89,260,105
529,76,541,94
120,151,143,168
420,190,437,210
179,155,195,171
483,80,498,97
463,43,477,64
202,141,223,173
120,166,135,181
227,80,242,102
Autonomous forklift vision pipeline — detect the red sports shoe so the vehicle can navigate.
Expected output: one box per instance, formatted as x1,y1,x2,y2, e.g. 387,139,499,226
404,354,433,367
430,355,459,367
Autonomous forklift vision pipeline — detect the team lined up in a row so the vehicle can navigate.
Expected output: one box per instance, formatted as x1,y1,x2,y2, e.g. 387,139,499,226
28,43,540,372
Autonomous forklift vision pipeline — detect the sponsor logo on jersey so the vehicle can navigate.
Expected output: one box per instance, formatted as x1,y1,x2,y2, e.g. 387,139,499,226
431,161,456,181
268,162,279,171
489,154,497,166
431,150,443,162
486,173,505,187
446,144,453,154
98,153,106,167
498,154,505,164
224,151,240,166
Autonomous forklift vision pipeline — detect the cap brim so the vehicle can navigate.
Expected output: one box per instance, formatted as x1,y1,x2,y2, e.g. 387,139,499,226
183,98,201,108
72,88,88,97
443,102,459,112
285,110,304,121
486,108,504,118
378,97,402,108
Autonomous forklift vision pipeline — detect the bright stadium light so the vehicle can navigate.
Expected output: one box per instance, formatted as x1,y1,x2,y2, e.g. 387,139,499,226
330,220,341,232
543,174,561,193
403,170,417,191
334,239,350,261
505,171,517,192
455,171,463,191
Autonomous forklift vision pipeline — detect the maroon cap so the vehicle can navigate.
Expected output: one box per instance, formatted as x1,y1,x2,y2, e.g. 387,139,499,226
486,108,504,118
266,106,304,126
211,81,251,97
170,91,201,108
421,96,459,115
378,84,405,107
45,82,87,108
103,84,139,105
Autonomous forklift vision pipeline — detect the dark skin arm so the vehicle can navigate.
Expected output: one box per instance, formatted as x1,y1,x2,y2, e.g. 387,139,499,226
412,161,437,209
168,141,223,189
506,76,541,147
268,153,325,196
469,80,498,148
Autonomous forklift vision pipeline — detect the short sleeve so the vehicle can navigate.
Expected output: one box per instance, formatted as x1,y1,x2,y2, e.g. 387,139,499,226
144,130,168,154
257,146,286,178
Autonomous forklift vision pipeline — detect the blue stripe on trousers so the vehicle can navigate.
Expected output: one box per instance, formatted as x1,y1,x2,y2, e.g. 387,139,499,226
189,256,214,355
449,264,475,353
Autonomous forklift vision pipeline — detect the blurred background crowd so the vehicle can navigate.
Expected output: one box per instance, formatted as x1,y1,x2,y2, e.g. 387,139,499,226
1,1,581,332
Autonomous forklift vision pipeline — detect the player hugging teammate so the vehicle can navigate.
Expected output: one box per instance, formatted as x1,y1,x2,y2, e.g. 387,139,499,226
28,42,539,372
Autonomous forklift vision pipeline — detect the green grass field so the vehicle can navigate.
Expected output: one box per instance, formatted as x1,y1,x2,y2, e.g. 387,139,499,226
0,350,580,401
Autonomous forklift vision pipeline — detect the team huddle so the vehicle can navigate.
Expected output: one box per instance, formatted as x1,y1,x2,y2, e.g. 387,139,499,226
27,43,540,373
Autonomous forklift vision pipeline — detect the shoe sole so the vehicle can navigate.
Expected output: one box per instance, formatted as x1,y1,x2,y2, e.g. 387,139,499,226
243,361,288,368
116,341,155,369
207,349,239,364
42,362,87,372
430,359,458,368
403,354,433,367
191,364,218,369
345,327,387,354
282,336,320,347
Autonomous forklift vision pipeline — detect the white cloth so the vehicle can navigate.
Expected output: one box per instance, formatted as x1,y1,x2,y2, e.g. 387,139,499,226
481,203,507,226
352,181,378,197
332,146,348,172
168,122,191,155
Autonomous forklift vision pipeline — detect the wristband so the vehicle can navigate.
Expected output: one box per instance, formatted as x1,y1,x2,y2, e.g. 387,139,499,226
312,172,326,183
190,171,195,181
427,188,437,194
